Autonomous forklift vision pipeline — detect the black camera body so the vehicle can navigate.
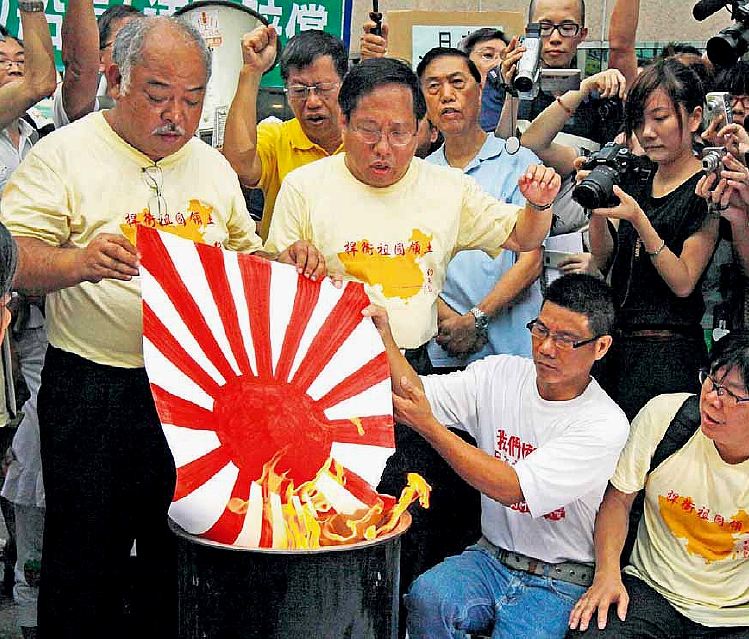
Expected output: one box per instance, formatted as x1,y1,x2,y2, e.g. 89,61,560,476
573,143,654,210
698,0,749,67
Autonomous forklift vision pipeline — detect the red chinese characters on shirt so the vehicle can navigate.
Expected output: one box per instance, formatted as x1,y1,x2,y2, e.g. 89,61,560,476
495,428,566,522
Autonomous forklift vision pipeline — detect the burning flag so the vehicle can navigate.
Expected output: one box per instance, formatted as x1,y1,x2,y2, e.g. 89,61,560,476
138,228,429,549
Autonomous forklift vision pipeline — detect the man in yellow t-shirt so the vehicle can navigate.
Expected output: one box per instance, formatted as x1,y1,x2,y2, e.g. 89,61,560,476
223,27,349,241
265,57,561,608
0,16,323,637
568,332,749,638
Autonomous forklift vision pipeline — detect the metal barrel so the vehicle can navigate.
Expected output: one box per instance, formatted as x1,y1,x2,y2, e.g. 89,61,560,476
172,513,411,639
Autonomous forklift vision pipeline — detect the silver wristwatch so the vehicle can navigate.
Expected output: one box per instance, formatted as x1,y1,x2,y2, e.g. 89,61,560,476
18,0,45,12
469,306,489,338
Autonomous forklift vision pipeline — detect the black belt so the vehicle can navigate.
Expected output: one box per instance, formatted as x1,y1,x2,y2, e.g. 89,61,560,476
477,537,594,588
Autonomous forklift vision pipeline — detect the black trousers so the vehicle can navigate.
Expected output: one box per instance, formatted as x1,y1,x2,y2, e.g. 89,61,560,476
568,573,749,638
37,346,177,639
377,346,481,638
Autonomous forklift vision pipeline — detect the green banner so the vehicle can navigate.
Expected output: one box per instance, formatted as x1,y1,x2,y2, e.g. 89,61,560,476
0,0,352,87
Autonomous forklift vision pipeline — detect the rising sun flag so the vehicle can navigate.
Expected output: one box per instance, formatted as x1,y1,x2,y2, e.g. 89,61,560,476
137,228,429,550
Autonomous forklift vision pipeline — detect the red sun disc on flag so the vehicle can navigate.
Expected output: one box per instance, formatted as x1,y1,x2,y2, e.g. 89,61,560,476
138,229,395,548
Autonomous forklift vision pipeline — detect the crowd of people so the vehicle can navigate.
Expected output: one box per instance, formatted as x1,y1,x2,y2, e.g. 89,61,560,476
0,0,747,637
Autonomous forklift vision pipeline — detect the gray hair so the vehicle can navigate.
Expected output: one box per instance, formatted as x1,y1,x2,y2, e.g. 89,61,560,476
112,16,212,95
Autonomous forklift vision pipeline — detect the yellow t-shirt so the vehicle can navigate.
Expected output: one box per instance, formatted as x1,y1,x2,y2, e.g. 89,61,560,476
612,393,749,627
1,111,262,369
264,154,520,349
256,117,343,241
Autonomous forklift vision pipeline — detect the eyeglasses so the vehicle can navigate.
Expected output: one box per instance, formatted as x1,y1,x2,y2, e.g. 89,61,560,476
0,59,24,69
100,41,115,51
142,165,168,222
699,369,749,404
349,123,417,147
526,319,600,350
284,82,340,102
538,21,582,38
423,75,471,95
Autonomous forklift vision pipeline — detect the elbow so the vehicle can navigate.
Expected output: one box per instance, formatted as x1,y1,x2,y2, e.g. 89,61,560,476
672,281,697,298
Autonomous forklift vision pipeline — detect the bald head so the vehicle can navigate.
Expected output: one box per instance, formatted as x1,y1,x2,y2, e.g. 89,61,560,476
112,16,211,95
529,0,585,25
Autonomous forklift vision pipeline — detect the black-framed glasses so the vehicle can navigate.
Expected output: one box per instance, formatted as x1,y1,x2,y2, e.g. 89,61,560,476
538,21,582,38
284,82,340,101
699,369,749,404
526,319,600,350
349,123,417,147
142,165,168,222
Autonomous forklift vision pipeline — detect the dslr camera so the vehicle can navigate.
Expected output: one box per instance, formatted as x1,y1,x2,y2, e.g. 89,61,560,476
573,143,654,210
702,146,728,176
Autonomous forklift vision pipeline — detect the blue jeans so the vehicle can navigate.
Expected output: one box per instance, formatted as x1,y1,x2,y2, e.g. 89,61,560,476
405,544,586,639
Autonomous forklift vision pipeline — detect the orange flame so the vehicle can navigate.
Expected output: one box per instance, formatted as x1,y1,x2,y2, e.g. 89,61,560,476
228,456,430,550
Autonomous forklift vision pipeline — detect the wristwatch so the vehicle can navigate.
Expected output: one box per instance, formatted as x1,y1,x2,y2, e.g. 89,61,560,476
469,306,490,339
18,0,45,12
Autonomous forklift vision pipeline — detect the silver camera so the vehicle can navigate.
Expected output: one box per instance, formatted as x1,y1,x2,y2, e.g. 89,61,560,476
701,146,728,175
704,92,733,129
513,23,542,95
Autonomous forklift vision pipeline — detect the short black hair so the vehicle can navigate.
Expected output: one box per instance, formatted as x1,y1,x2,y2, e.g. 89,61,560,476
280,30,348,82
660,42,702,58
459,28,509,54
709,331,749,392
416,47,481,84
543,274,615,336
529,0,586,25
338,57,427,122
625,57,705,140
0,25,22,47
98,4,142,48
716,60,749,96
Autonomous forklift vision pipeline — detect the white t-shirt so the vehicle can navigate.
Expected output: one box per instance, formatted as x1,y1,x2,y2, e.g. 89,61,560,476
422,355,629,564
613,393,749,627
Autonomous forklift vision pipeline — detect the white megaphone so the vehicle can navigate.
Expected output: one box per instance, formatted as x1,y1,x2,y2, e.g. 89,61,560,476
174,0,280,147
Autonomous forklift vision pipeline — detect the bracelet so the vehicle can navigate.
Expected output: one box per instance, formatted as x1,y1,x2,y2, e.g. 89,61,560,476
18,0,45,12
646,239,667,257
556,95,574,116
527,199,553,212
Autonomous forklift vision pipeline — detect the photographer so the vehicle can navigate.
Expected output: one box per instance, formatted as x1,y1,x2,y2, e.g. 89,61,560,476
579,58,720,420
484,0,623,146
715,60,749,129
697,151,749,280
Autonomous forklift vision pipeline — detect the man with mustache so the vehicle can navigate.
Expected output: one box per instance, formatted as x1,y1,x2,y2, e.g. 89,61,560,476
0,16,323,638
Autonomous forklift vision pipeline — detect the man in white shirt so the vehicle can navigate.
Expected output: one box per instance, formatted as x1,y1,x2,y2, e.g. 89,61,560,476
364,273,629,638
0,9,55,196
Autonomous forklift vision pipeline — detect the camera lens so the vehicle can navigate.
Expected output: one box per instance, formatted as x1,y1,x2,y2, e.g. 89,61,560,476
514,74,534,93
572,167,617,209
707,25,749,67
702,153,722,173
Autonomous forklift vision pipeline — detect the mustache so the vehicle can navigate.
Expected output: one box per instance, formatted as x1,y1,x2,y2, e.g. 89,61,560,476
152,123,186,136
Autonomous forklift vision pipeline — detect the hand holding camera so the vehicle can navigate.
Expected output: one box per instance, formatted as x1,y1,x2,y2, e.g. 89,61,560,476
580,69,627,100
494,35,527,90
572,142,654,210
696,151,749,220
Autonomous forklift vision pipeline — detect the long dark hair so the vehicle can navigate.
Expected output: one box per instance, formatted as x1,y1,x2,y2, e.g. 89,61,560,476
624,57,705,141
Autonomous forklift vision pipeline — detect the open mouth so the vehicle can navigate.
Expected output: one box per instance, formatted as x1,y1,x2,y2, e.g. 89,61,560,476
440,108,461,118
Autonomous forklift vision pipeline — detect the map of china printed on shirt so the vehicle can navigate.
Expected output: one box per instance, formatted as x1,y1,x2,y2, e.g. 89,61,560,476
337,229,436,299
659,491,749,563
119,199,219,247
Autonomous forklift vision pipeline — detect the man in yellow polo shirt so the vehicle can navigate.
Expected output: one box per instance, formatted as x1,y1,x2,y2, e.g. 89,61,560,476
223,27,349,240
